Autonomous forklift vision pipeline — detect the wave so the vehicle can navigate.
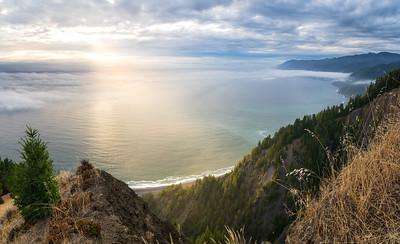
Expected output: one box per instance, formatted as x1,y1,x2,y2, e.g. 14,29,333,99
353,80,374,85
127,166,234,190
258,129,270,138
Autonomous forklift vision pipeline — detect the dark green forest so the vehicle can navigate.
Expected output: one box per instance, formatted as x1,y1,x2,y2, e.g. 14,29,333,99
145,70,400,243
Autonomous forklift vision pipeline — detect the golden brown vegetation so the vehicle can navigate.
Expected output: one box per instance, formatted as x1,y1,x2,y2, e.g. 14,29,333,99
223,227,258,244
47,162,101,243
287,116,400,243
0,194,20,243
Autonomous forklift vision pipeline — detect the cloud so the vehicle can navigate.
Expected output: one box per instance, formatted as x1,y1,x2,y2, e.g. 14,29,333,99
0,0,399,60
0,72,80,113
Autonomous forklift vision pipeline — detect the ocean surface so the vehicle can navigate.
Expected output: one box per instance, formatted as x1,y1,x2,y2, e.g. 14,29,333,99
0,57,348,189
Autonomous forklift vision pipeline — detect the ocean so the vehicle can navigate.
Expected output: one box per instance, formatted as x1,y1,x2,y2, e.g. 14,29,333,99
0,56,348,189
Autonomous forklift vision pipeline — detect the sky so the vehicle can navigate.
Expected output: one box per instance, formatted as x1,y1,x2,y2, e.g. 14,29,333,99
0,0,399,63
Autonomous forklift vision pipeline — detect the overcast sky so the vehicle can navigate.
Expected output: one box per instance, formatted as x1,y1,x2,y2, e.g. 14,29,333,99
0,0,399,62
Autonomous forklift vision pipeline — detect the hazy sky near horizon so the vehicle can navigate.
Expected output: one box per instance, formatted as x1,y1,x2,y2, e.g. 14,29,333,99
0,0,399,62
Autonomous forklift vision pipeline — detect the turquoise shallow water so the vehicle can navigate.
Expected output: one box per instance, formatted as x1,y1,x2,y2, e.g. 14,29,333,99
0,57,348,188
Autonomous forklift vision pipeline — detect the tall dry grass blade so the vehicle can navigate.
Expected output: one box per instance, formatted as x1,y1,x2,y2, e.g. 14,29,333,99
287,114,400,243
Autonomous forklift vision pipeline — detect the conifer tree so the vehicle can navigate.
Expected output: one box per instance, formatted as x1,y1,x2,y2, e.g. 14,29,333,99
0,183,3,204
0,157,16,194
12,127,60,222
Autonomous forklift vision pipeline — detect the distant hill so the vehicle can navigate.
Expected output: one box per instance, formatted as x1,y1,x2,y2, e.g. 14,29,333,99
350,61,400,80
278,52,400,74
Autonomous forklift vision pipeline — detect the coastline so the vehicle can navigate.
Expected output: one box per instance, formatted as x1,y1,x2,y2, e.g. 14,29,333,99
134,181,195,196
128,165,234,195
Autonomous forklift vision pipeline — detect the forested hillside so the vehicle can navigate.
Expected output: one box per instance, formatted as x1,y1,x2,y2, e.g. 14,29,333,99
350,61,400,80
144,70,400,243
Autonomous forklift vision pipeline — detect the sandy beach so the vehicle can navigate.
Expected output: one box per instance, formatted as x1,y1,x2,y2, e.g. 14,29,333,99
134,181,195,196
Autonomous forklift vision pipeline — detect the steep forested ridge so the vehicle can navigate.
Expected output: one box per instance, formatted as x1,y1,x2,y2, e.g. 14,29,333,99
144,70,400,243
350,61,400,80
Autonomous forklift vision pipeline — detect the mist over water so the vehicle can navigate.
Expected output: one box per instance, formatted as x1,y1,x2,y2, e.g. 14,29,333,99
0,57,347,188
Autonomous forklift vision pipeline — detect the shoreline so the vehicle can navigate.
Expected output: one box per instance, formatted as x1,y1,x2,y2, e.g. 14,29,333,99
134,181,195,196
128,165,234,195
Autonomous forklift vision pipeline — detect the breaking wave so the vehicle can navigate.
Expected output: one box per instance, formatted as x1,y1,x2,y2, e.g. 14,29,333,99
127,166,234,190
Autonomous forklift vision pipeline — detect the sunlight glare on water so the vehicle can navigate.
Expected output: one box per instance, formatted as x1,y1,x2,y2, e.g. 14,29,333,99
0,57,347,188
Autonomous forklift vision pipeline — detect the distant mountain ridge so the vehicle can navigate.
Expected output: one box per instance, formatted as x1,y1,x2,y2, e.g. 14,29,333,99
278,52,400,76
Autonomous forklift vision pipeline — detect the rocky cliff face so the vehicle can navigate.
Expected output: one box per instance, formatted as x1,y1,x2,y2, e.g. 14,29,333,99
3,161,185,244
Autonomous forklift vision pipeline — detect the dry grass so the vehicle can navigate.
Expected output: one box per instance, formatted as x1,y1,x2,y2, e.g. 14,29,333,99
223,227,257,244
2,162,101,244
47,161,101,243
0,194,15,221
0,194,21,243
287,116,400,243
56,170,73,188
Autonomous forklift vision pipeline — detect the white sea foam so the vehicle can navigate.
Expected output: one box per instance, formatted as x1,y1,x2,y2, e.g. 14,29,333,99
353,79,373,85
258,129,270,138
127,166,234,190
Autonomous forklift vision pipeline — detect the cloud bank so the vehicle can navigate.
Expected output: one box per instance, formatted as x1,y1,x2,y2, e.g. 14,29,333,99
0,0,399,60
0,72,80,113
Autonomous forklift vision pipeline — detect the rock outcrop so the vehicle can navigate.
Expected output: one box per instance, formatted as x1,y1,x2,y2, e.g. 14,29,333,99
4,161,185,244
